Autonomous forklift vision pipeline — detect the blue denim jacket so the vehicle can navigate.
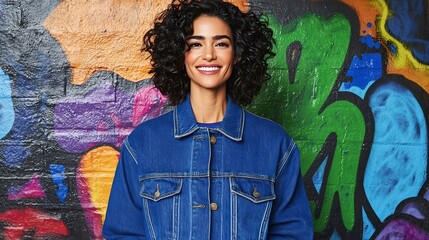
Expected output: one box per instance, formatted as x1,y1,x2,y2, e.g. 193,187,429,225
103,95,314,239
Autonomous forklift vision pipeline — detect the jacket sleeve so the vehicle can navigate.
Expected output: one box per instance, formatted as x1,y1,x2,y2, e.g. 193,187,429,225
102,138,147,239
268,140,314,239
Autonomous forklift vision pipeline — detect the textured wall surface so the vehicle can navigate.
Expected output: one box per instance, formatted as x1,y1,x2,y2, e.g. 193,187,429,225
0,0,428,239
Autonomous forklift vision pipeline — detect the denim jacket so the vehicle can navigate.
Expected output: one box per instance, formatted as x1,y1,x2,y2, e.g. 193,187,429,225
102,95,314,239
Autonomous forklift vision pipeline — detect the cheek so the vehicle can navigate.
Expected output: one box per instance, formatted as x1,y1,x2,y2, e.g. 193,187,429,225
227,50,235,65
184,52,198,66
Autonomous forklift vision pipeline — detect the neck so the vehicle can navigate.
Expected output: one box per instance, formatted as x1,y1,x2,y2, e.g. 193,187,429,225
190,89,227,123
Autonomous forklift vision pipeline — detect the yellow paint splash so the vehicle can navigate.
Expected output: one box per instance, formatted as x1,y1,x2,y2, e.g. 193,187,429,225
79,146,119,224
373,0,429,89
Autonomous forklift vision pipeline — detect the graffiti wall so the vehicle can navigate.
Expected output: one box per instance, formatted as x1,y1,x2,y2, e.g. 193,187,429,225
0,0,427,239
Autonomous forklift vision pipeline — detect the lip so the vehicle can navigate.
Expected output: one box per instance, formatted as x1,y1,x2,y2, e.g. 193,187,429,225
196,65,222,74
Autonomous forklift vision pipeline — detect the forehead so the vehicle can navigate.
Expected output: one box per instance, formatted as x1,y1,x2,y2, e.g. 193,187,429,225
191,16,232,37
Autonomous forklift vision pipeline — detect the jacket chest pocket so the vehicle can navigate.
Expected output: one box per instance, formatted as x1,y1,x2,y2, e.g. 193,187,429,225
140,178,182,240
230,177,276,240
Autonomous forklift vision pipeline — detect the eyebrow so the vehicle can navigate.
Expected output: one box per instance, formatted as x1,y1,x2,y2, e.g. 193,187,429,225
186,35,232,41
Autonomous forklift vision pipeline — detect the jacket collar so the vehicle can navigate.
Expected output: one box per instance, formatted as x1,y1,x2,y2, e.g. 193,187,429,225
174,94,244,141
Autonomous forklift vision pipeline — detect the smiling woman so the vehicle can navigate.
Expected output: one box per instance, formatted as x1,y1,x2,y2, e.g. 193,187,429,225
102,0,314,239
141,0,275,106
184,16,235,121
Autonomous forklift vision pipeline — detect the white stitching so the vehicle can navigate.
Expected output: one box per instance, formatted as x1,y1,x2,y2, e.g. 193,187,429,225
275,141,296,179
123,137,139,165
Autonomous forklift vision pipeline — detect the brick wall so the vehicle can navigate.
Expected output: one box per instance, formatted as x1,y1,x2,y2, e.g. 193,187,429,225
0,0,428,239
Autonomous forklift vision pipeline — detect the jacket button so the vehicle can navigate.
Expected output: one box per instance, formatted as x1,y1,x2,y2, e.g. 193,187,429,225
154,189,160,199
253,187,260,198
210,136,217,144
154,184,160,199
210,203,218,211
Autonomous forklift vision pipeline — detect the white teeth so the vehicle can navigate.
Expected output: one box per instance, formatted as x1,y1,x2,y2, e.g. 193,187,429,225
198,67,220,71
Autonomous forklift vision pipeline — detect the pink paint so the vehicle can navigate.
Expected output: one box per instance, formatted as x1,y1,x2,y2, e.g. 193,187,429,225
8,175,46,200
97,120,110,131
132,86,168,126
110,112,122,129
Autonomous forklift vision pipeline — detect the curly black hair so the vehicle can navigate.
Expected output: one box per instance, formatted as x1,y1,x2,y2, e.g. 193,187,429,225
143,0,275,105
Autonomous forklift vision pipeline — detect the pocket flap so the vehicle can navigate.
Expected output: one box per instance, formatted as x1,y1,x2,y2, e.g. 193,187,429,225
230,177,276,203
140,178,182,202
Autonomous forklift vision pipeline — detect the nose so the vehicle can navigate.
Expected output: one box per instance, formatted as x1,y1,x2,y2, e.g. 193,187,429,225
202,46,216,61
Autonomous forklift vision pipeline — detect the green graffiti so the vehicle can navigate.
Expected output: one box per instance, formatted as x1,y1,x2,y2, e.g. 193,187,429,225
250,14,366,232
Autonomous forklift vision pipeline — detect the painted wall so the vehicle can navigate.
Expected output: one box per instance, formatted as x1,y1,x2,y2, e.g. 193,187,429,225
0,0,428,239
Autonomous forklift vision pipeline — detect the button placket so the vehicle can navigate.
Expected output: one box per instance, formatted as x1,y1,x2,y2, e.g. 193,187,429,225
190,130,211,239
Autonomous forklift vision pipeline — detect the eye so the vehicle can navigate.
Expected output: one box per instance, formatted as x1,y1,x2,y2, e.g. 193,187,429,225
215,42,230,47
189,42,202,48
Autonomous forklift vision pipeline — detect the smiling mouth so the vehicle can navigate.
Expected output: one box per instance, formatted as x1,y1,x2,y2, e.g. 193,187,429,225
197,66,221,72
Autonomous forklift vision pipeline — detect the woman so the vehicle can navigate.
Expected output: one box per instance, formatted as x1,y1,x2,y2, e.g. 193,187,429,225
102,0,313,239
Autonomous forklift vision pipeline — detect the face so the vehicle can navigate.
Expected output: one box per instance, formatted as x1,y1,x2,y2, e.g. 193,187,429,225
184,16,235,94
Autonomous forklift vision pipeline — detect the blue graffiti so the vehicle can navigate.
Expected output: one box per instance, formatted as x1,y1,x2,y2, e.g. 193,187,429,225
0,53,61,167
49,164,68,203
386,0,429,64
362,207,375,239
312,157,327,194
341,53,383,98
360,35,381,49
388,43,398,55
0,67,14,140
364,79,427,227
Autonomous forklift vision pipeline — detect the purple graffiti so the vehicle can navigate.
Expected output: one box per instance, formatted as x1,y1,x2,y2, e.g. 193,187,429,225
401,201,425,220
374,218,429,239
372,189,429,239
54,82,167,153
8,175,46,200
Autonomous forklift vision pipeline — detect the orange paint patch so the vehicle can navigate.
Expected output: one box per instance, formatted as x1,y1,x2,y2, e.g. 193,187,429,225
77,146,119,238
340,0,380,37
44,0,248,84
229,0,249,11
387,61,429,92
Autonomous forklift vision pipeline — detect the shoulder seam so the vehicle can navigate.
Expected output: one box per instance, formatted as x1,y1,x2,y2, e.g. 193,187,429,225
275,140,296,179
123,137,139,165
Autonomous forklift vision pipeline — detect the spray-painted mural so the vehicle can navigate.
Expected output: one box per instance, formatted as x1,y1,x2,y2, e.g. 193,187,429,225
0,0,428,239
